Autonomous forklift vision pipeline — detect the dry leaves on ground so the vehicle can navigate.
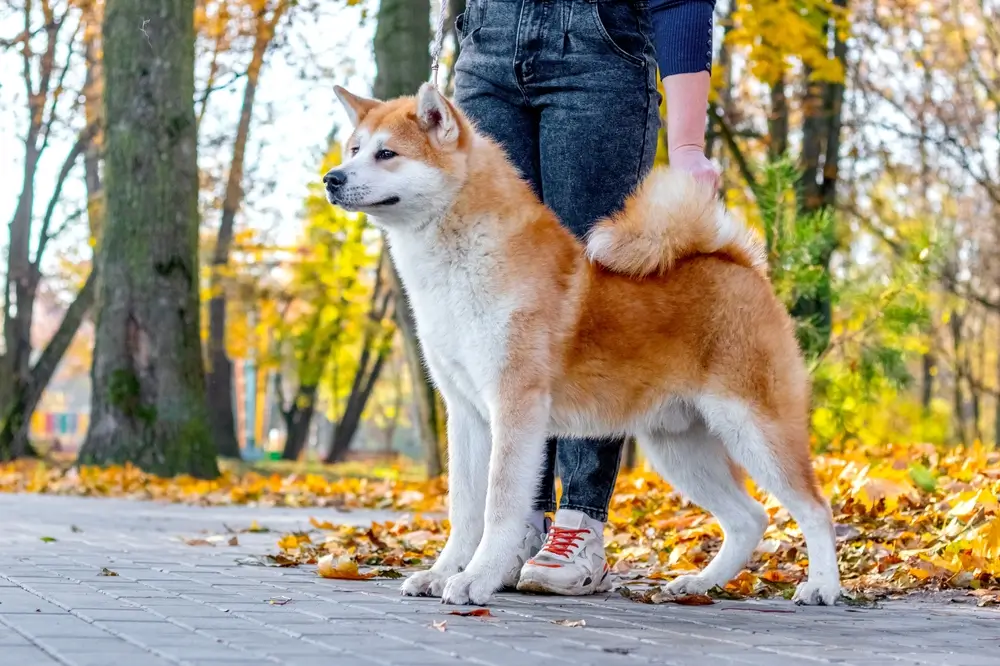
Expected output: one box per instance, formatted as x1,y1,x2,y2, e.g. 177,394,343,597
0,459,444,512
4,441,1000,601
268,441,1000,601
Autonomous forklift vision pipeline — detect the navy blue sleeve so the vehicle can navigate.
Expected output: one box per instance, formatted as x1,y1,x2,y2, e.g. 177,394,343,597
648,0,716,79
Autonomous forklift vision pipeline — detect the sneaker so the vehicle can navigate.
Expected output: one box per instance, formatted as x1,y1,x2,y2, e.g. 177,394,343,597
516,509,611,595
500,520,546,589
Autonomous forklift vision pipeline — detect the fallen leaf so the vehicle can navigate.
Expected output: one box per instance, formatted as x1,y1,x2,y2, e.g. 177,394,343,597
650,592,715,606
70,525,83,533
184,538,213,546
39,536,56,543
316,554,376,580
448,609,493,617
908,464,937,493
277,533,311,551
552,619,586,627
310,517,336,530
431,620,447,631
265,553,300,568
98,568,118,577
227,536,239,547
266,596,292,605
374,568,404,579
246,520,270,533
672,594,715,606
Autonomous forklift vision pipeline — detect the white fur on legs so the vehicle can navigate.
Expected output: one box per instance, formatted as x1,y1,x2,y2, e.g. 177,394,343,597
440,392,549,605
638,425,768,595
401,391,490,598
696,395,842,605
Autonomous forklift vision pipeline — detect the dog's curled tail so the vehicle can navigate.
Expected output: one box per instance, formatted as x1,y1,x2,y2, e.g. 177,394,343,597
585,168,767,278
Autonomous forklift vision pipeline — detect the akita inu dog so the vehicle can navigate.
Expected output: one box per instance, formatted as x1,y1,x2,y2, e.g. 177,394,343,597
325,82,842,607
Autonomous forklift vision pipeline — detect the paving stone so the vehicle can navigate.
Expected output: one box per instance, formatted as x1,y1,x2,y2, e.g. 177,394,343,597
2,494,999,666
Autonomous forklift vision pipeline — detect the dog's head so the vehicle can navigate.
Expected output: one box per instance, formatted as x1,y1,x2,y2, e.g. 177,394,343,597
325,83,471,228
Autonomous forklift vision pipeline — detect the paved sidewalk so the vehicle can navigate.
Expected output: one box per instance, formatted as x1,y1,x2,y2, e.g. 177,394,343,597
0,495,995,666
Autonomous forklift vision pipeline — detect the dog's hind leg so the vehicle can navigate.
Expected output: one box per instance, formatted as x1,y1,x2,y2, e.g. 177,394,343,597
638,423,768,596
401,389,490,598
696,395,842,605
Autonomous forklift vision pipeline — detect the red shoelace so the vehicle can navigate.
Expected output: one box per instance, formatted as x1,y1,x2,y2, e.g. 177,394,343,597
540,527,588,557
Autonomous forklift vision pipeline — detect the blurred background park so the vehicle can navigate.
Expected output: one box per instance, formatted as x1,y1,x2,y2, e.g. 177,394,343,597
4,0,999,472
1,0,998,599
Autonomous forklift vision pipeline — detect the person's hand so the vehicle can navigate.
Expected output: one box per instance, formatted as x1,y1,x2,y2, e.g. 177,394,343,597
669,146,720,190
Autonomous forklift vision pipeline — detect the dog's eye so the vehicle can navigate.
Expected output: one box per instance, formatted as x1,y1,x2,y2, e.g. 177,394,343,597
375,149,397,161
349,146,359,156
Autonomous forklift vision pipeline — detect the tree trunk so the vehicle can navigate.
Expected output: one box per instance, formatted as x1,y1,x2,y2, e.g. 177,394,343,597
3,141,41,440
79,0,219,479
0,272,97,459
790,0,845,356
2,5,98,455
83,1,105,242
325,345,389,463
620,438,638,471
206,2,289,460
768,73,789,161
921,353,935,412
950,309,968,445
280,384,317,461
372,0,443,476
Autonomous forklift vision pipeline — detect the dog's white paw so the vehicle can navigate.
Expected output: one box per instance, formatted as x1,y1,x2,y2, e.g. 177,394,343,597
664,573,717,596
792,580,842,606
400,569,452,598
440,569,499,606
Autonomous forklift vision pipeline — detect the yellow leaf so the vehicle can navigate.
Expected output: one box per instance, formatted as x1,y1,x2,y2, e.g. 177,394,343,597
316,555,376,580
310,517,336,530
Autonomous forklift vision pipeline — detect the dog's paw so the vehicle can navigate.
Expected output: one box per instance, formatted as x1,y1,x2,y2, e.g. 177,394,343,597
664,573,717,596
792,580,842,606
400,569,452,598
440,569,499,606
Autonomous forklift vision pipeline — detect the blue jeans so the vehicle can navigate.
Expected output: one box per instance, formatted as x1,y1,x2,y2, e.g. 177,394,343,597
453,0,660,521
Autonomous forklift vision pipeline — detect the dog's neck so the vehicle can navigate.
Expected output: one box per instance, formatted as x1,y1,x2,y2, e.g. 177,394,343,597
390,132,572,246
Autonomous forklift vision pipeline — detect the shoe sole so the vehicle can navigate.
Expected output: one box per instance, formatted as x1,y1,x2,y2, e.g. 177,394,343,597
516,574,613,597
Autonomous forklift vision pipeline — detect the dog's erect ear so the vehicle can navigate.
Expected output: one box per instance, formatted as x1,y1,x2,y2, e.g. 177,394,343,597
416,83,460,147
335,86,380,127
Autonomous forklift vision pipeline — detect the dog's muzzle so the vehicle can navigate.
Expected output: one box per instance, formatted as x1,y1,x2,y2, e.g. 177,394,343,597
323,169,347,194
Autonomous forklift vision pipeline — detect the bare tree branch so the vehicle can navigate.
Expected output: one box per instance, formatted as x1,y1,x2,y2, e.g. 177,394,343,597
33,126,94,268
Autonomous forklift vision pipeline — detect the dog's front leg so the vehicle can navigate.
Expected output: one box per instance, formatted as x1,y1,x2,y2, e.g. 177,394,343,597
440,386,549,605
401,392,490,598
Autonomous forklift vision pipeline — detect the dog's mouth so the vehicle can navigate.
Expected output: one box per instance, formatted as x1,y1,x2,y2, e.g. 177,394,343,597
328,193,400,210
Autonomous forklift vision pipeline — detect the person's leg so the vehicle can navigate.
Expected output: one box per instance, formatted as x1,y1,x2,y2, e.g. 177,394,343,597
517,0,660,596
451,0,553,583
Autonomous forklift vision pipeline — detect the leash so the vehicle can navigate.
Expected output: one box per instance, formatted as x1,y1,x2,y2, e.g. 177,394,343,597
429,0,449,89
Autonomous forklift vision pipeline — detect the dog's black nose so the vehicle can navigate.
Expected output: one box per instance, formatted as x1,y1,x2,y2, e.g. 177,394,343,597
323,170,347,189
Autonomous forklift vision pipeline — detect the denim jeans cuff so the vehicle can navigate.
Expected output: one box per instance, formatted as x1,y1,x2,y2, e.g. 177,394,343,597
558,502,609,523
533,499,557,513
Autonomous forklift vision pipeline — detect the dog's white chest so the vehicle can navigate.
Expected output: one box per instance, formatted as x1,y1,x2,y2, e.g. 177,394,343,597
389,229,513,408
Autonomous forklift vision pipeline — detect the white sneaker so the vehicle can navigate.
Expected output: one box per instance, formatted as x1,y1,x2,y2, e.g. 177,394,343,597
500,521,546,589
516,509,611,595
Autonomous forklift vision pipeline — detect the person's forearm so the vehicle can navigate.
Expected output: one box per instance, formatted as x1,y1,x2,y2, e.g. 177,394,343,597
664,71,711,155
648,0,716,154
